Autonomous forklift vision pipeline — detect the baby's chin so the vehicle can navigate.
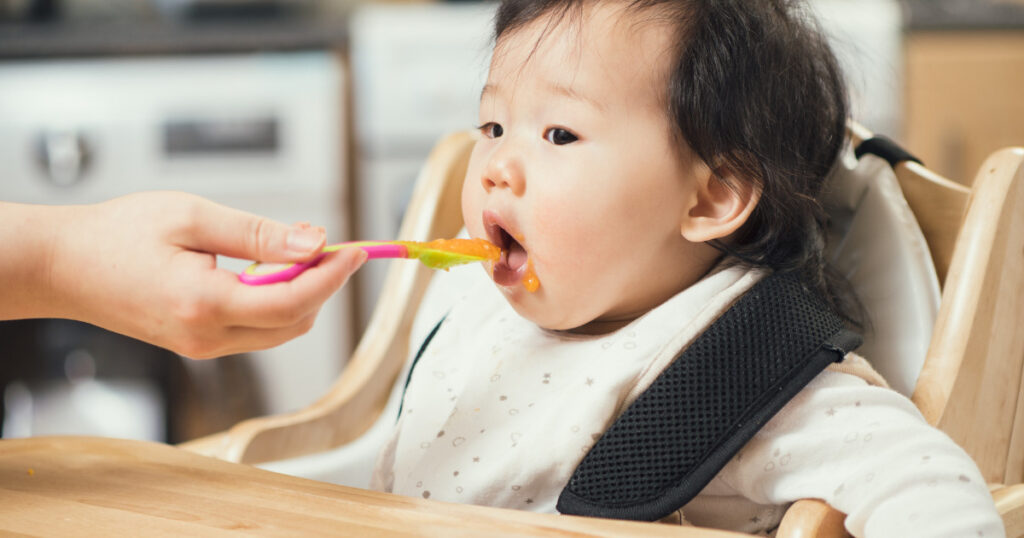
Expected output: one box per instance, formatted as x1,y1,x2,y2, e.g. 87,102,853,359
496,285,562,327
515,298,636,336
497,289,608,334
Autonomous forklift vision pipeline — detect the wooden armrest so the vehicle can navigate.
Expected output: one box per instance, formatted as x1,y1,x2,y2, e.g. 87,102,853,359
993,484,1024,538
177,431,229,458
776,499,849,538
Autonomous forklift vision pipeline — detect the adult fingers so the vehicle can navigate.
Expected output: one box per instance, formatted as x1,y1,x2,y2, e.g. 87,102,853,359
181,312,321,359
182,197,327,263
216,246,367,329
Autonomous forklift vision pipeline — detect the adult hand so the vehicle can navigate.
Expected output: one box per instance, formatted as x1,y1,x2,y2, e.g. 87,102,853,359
1,191,366,358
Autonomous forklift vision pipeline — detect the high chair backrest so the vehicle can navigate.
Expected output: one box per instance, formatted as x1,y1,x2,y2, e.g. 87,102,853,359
846,122,1024,485
188,124,1024,494
903,145,1024,485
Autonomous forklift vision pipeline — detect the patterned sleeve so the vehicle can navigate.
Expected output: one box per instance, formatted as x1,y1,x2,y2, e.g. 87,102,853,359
716,370,1004,538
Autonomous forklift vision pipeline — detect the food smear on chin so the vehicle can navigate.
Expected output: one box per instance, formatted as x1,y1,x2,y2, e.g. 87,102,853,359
522,259,540,292
505,232,539,293
505,231,544,291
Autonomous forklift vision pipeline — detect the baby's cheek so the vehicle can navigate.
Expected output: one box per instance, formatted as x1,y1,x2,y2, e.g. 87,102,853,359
531,200,587,255
529,201,605,299
461,186,485,237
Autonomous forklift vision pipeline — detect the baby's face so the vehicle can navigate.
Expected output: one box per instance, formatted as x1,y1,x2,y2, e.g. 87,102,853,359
462,2,718,333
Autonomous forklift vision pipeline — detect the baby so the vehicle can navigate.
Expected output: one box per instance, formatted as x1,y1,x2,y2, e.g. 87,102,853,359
371,1,1003,536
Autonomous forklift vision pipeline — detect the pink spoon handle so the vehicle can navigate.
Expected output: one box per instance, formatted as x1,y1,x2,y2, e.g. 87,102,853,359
239,241,408,285
324,242,408,259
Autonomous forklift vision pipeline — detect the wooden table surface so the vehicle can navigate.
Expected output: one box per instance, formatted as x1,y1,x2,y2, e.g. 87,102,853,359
0,436,747,537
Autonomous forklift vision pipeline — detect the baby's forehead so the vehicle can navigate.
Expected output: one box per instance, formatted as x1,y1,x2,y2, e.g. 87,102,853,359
493,2,676,56
488,5,675,107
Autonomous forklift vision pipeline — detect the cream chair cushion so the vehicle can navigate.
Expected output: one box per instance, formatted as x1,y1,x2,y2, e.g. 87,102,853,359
823,147,941,396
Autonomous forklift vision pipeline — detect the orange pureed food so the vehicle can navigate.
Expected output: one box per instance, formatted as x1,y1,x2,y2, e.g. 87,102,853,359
480,239,541,293
418,238,502,261
521,260,540,292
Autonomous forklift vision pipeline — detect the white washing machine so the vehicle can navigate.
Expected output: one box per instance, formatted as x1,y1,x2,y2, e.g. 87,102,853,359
0,51,354,423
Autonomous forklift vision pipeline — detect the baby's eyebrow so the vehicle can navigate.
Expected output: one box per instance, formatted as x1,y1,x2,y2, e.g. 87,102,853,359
545,82,606,112
479,81,606,112
480,83,497,101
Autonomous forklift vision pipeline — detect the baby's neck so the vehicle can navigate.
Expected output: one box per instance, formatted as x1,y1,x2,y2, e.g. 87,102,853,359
561,253,729,336
564,317,635,336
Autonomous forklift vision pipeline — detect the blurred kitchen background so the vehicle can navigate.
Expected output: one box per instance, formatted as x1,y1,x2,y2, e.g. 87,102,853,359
0,0,1021,444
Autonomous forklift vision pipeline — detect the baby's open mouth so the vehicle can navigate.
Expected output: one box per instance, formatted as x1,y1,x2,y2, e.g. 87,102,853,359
488,224,529,287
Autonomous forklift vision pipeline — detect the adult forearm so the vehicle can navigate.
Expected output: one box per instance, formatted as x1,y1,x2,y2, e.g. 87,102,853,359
0,201,80,320
0,192,365,358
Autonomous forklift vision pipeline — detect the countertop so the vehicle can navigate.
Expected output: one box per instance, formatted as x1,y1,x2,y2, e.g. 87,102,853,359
903,0,1024,31
0,435,747,537
0,15,347,59
4,1,1024,62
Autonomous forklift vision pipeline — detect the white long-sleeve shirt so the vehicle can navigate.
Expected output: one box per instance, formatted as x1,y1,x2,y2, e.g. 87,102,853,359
371,263,1003,537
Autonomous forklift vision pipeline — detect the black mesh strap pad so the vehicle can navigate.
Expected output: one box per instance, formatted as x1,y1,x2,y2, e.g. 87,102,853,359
854,135,922,168
557,272,862,521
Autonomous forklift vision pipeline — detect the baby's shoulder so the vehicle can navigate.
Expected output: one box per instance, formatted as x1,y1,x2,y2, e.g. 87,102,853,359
757,362,926,441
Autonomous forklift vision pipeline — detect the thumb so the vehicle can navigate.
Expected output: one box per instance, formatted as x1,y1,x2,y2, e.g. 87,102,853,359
184,198,327,262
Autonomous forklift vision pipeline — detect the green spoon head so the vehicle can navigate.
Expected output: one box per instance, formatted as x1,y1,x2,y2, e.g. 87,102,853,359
401,239,502,270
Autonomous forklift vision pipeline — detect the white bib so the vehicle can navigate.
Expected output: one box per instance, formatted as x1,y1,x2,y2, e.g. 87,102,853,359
374,263,762,513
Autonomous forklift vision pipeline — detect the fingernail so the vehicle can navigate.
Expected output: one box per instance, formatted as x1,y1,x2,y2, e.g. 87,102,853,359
287,227,324,253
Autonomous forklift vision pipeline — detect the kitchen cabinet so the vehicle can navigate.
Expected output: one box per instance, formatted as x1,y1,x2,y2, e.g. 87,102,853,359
904,29,1024,185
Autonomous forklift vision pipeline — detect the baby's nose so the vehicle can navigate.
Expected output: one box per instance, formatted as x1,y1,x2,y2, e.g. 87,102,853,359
481,147,525,196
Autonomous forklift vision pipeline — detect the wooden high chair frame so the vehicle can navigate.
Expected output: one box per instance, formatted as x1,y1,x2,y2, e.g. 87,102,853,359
182,123,1024,537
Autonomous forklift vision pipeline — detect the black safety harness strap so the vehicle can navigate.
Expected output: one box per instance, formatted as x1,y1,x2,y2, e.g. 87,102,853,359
556,272,861,521
854,135,921,168
396,313,447,420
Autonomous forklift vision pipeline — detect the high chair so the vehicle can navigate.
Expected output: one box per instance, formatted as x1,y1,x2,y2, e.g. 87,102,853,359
181,123,1024,537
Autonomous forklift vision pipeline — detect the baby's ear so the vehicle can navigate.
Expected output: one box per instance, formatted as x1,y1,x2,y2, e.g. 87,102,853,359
680,165,760,243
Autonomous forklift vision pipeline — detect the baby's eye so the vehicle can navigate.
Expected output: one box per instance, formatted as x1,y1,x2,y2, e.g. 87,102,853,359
544,127,578,145
478,122,504,139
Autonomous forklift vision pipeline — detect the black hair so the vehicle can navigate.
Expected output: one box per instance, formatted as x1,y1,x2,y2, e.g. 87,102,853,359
493,0,862,326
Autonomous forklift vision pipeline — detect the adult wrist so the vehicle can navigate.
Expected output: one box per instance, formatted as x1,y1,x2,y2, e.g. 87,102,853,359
40,203,88,321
